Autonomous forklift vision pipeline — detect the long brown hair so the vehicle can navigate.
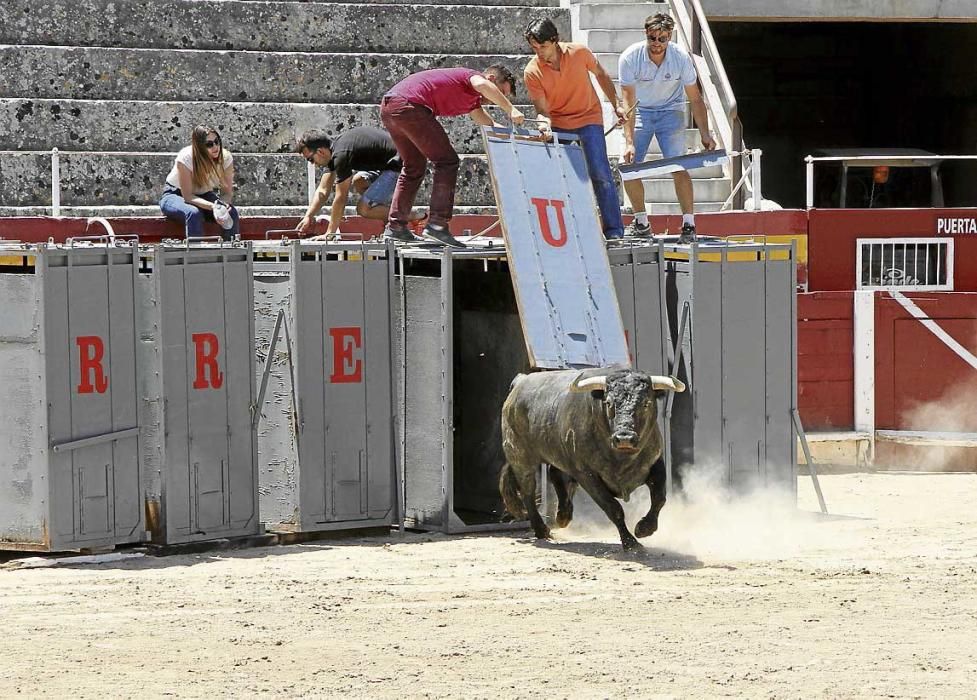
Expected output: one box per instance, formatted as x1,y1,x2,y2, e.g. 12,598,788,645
190,125,226,192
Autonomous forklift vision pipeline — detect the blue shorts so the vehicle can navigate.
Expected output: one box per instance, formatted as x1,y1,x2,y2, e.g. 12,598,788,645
359,169,398,208
633,108,686,161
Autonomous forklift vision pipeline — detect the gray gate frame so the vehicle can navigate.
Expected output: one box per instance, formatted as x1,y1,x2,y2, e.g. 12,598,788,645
661,238,799,496
395,246,529,534
145,241,260,545
252,240,399,533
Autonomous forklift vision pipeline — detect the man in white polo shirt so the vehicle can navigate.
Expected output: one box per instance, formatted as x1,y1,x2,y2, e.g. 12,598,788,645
619,12,716,243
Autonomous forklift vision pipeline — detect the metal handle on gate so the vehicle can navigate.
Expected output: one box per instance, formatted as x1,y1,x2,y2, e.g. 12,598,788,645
51,426,139,453
64,234,139,247
265,228,301,240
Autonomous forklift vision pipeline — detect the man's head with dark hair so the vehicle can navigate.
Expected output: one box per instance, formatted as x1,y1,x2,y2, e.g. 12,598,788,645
296,129,333,167
295,129,332,154
524,17,559,45
644,13,675,34
485,64,517,97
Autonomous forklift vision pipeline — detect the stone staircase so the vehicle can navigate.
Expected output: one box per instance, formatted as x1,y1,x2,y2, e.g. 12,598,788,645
0,0,566,218
569,0,733,214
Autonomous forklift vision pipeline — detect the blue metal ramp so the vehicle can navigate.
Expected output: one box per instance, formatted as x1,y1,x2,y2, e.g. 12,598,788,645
481,127,629,369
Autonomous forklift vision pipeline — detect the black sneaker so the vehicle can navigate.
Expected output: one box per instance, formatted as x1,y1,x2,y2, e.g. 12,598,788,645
677,223,697,245
628,220,652,237
422,224,467,248
383,224,418,243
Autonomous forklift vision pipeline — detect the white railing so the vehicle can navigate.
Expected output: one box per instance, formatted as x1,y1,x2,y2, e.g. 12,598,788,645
721,148,762,211
804,153,977,208
1,149,316,217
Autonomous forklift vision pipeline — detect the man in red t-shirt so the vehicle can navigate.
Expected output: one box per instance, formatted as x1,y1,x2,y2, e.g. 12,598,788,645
381,65,525,247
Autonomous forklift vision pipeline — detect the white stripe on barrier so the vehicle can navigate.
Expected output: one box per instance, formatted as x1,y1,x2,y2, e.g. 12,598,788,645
890,290,977,371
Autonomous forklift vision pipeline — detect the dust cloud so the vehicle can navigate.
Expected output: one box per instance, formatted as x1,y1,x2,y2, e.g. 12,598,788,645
894,379,977,471
556,461,827,563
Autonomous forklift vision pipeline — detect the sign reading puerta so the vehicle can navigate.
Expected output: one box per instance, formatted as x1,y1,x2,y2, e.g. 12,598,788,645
482,127,630,370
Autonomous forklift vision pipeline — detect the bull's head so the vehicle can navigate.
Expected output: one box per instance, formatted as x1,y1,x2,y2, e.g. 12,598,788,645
571,369,685,453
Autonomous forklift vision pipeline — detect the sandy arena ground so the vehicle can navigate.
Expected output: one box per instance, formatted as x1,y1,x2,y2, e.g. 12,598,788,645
1,472,976,698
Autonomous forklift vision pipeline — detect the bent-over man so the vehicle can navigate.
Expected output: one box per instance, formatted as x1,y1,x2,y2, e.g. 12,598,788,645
381,65,524,248
295,127,426,238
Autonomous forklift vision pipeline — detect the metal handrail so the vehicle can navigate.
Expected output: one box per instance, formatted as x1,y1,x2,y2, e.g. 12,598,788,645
1,148,317,217
804,153,972,208
670,0,747,208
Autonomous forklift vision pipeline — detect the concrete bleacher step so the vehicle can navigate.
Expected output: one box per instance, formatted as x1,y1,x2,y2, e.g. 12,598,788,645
0,98,531,155
0,47,537,104
0,152,495,208
583,29,646,53
575,3,661,30
0,0,561,55
640,177,731,202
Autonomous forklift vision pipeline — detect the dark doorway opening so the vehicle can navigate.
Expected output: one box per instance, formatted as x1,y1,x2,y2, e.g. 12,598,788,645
711,21,977,208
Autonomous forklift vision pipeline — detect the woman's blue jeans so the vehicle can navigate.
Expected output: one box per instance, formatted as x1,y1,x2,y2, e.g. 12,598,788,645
558,123,624,239
160,186,240,239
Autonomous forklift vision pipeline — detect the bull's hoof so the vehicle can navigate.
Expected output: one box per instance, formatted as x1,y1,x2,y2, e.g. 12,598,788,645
621,535,643,551
555,509,573,528
533,526,552,541
634,517,658,538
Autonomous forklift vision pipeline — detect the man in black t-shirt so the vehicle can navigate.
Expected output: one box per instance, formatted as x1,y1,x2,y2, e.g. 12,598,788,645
295,127,426,237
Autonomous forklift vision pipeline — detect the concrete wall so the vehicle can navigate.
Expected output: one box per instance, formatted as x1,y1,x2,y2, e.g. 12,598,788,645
0,0,567,215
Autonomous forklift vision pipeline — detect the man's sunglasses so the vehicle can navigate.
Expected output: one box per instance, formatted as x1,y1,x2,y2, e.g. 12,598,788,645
646,34,670,44
205,137,222,148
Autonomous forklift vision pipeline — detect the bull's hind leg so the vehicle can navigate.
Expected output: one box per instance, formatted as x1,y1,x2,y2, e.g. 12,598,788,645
635,455,666,538
514,464,551,541
576,470,641,551
548,466,577,528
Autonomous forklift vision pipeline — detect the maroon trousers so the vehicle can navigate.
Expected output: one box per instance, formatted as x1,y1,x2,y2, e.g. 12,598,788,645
380,95,460,228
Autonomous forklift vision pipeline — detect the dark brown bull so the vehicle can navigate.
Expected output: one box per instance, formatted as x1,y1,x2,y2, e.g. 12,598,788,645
499,367,684,550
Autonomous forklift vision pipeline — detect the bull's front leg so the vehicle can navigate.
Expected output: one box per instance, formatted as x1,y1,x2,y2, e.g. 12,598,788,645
514,464,551,541
548,466,577,528
576,469,641,551
635,455,666,538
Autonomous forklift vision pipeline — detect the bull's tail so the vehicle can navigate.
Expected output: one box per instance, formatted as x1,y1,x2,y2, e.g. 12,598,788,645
499,463,527,520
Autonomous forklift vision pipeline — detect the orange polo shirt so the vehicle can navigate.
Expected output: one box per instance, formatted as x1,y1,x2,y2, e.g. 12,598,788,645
524,43,604,130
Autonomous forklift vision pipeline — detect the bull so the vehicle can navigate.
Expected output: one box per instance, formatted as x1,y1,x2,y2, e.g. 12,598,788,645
499,367,684,550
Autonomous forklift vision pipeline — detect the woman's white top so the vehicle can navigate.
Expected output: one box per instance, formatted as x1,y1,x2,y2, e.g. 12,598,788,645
165,146,234,194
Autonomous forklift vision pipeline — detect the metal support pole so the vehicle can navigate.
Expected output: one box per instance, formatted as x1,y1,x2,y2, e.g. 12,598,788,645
51,148,61,217
792,409,827,514
751,148,762,211
307,160,316,205
805,156,814,209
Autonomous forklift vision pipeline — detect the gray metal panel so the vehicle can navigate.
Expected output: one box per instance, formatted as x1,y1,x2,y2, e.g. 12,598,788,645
42,246,142,550
321,259,368,522
483,130,629,369
293,251,327,522
290,245,394,528
721,256,767,487
159,257,192,539
363,258,394,521
402,274,446,529
631,248,667,375
157,245,258,543
690,258,724,472
764,257,797,493
183,259,232,534
611,258,637,367
219,249,258,531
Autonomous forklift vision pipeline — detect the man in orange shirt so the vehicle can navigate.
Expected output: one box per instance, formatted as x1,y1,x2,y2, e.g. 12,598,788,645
524,18,625,239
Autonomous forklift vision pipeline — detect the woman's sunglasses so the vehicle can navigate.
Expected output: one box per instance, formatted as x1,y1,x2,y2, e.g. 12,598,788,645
205,137,222,148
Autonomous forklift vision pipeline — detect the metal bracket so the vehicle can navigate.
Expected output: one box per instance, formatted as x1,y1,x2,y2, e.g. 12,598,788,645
51,426,139,453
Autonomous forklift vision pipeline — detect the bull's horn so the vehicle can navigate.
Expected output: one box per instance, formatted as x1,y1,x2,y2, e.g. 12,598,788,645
649,375,685,392
571,375,607,392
